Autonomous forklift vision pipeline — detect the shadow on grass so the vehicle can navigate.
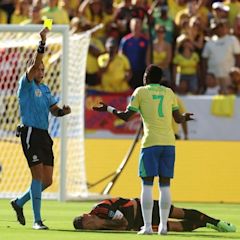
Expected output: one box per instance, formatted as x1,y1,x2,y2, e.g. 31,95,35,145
49,229,136,234
49,229,239,238
169,232,239,239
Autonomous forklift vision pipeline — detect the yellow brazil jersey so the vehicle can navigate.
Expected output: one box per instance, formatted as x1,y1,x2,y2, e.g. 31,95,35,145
10,14,29,24
127,84,179,148
68,0,80,10
224,1,240,27
0,9,8,24
153,50,167,65
84,6,108,39
167,0,186,20
172,95,186,135
173,52,199,75
97,53,131,93
86,37,105,74
41,7,69,24
175,6,209,27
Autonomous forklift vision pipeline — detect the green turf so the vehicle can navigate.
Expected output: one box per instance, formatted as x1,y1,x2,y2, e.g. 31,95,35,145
1,199,240,240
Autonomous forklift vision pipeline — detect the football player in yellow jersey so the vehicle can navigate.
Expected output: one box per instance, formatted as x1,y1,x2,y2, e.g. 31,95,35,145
93,65,194,235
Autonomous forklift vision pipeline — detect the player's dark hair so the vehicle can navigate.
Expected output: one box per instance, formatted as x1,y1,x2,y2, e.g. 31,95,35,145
144,64,162,84
73,216,84,229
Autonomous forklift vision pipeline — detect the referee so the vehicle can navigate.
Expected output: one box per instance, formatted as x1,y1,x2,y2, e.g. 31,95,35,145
11,28,71,230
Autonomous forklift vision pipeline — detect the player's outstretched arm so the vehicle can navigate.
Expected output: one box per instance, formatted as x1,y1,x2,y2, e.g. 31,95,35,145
27,28,49,81
50,104,71,117
173,109,194,124
101,217,128,230
93,102,136,121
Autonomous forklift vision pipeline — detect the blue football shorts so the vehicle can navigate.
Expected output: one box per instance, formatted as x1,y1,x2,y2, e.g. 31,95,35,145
139,145,175,178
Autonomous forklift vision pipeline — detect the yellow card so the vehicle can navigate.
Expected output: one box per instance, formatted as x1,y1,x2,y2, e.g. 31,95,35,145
44,18,53,30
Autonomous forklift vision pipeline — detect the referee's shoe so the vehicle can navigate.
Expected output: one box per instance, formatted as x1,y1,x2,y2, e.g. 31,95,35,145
33,220,49,230
10,199,26,225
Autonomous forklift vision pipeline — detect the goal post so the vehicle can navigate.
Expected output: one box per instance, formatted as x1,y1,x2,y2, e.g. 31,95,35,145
0,24,96,201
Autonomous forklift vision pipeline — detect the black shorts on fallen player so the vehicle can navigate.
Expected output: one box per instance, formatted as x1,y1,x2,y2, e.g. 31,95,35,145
20,126,54,167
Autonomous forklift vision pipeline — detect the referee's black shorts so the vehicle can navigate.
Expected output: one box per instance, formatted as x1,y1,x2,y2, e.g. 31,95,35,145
20,126,54,167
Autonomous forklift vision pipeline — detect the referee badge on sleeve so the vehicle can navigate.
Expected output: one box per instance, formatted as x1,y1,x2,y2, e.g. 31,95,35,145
35,89,42,97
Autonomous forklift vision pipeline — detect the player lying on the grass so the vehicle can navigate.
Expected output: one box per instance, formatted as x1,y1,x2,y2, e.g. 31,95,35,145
73,197,236,232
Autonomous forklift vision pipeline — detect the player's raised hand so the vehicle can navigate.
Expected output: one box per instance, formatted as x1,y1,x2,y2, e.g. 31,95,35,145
92,102,107,112
184,113,195,121
40,27,49,43
63,105,71,115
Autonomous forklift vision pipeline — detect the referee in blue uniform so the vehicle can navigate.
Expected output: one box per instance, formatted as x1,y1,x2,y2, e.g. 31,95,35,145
11,28,71,230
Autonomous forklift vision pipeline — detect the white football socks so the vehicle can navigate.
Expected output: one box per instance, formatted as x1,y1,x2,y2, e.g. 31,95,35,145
140,183,153,230
159,185,171,234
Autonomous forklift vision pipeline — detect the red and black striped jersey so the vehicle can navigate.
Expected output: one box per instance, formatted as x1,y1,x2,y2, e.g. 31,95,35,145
89,198,174,231
89,197,140,230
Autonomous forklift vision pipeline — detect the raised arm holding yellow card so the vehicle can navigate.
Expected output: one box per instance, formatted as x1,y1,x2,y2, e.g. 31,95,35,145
44,18,52,30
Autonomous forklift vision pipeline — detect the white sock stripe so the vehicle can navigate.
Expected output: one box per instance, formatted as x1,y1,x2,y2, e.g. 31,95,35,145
26,127,32,149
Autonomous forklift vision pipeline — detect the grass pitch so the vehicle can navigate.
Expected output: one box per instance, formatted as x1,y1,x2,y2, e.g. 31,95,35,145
1,199,240,240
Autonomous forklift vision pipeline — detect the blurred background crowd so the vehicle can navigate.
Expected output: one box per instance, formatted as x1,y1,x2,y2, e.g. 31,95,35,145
1,0,240,96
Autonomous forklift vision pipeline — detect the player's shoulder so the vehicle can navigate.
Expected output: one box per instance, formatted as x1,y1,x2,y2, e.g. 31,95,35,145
18,73,32,87
162,86,177,100
19,73,28,82
132,86,145,94
164,86,174,95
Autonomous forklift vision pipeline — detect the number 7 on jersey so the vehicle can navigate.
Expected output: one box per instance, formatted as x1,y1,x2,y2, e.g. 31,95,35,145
152,95,164,117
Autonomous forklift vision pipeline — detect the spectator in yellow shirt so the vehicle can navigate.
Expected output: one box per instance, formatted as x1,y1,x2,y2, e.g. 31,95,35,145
21,5,43,25
41,0,70,24
10,0,30,24
147,25,172,84
224,0,240,27
78,0,110,41
69,17,105,87
0,8,8,24
96,37,132,93
167,0,186,22
175,0,209,29
173,35,200,94
86,35,106,87
59,0,81,19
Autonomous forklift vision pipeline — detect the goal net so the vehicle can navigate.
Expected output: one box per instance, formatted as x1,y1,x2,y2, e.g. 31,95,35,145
0,25,92,201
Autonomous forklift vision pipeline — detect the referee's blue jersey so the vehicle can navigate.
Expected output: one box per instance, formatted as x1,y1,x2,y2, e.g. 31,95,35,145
17,74,58,130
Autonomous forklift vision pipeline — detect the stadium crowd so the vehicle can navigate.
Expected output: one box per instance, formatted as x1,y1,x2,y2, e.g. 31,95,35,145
1,0,240,96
